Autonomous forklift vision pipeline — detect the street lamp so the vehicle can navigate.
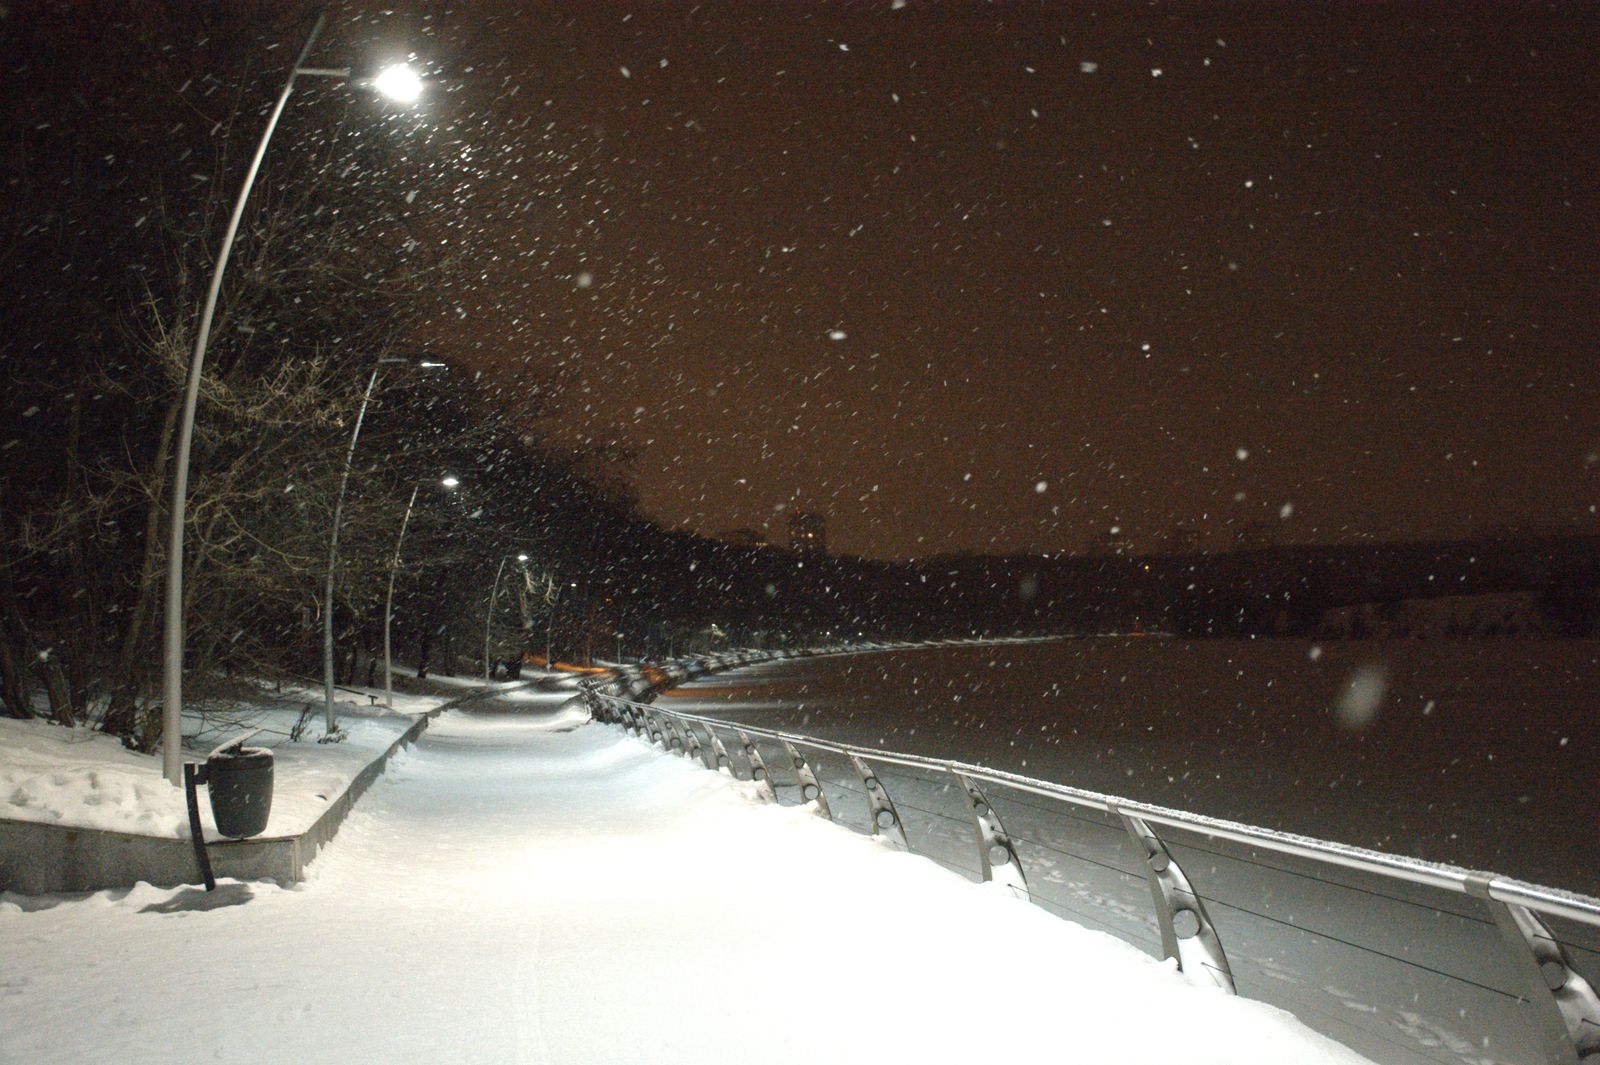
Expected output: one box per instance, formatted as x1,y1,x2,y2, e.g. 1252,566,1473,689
371,63,425,105
382,475,458,709
160,12,427,784
322,356,445,733
484,553,529,682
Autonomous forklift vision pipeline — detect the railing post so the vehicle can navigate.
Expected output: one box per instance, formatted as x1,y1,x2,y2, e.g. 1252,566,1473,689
781,739,832,820
681,720,710,768
1115,809,1235,993
849,754,908,849
736,730,776,802
951,771,1028,900
703,724,736,775
665,716,689,753
1466,876,1600,1064
644,708,668,748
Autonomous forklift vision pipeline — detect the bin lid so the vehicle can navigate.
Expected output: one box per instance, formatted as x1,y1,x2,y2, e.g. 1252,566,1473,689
207,745,273,768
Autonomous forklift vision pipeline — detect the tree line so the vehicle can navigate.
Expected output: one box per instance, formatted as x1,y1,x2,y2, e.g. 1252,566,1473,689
0,3,662,746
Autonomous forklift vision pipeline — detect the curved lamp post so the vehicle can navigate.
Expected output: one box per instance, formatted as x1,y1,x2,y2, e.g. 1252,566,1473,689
382,474,457,709
322,357,446,731
160,11,426,783
484,553,529,682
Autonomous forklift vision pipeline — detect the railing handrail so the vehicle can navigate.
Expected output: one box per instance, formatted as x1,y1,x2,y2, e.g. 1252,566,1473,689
598,690,1600,930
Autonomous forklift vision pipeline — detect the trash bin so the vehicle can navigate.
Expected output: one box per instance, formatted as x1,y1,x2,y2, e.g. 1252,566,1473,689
206,746,274,839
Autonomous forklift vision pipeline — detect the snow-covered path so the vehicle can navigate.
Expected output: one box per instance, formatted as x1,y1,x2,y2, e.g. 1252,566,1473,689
1,692,1373,1065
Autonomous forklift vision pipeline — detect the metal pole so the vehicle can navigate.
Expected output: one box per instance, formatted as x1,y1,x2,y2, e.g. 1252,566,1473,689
161,14,326,785
383,484,419,709
323,365,381,731
484,556,509,682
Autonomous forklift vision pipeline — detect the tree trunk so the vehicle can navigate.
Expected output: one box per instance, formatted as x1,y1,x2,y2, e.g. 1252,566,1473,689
63,386,95,714
0,497,35,719
340,641,358,686
101,396,181,745
38,655,77,727
0,626,31,719
0,515,50,720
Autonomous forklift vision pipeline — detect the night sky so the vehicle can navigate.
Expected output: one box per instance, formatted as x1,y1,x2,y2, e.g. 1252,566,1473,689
336,1,1598,561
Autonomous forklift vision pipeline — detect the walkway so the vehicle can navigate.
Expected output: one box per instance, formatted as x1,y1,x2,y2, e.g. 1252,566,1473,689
1,689,1373,1064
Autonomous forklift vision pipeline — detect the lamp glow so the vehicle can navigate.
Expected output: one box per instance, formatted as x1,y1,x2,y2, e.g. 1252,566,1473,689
441,475,460,488
373,63,424,104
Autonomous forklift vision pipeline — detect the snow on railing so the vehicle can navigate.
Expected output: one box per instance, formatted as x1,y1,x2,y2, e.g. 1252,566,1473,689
583,655,1600,1065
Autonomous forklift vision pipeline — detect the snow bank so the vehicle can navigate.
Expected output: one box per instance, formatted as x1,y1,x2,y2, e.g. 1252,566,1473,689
0,685,453,841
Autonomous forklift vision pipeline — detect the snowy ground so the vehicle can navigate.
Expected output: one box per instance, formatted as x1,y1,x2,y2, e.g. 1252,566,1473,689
1,692,1374,1065
0,681,452,841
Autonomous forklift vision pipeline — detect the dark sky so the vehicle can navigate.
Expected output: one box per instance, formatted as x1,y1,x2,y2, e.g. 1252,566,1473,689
338,1,1598,561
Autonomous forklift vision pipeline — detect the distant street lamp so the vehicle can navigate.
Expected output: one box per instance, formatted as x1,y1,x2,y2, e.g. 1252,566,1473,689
322,357,445,732
160,12,426,784
382,475,458,709
484,553,529,681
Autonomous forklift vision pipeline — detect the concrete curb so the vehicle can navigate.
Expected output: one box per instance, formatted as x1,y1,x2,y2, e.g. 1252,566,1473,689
0,683,520,896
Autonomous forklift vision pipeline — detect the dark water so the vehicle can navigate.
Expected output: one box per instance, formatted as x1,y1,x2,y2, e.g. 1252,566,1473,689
663,637,1599,896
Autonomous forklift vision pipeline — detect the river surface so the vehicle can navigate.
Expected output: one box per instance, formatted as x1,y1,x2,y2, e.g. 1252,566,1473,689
663,637,1599,897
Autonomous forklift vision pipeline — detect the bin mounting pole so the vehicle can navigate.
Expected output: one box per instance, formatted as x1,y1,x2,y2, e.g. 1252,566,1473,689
183,763,216,892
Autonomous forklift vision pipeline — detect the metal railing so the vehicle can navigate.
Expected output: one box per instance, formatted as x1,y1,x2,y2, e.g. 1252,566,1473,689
582,663,1600,1065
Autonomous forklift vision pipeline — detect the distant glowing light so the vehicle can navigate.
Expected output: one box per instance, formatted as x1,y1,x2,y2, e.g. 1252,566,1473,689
441,475,460,488
1334,665,1389,730
373,64,424,105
